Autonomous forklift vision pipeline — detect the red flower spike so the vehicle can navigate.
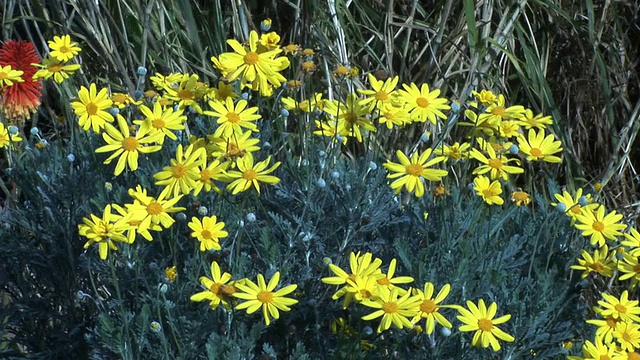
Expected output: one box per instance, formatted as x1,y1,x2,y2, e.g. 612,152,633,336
0,40,42,123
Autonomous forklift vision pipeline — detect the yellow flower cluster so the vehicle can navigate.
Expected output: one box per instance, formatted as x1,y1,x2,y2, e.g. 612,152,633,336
321,251,514,351
190,261,298,326
33,35,82,84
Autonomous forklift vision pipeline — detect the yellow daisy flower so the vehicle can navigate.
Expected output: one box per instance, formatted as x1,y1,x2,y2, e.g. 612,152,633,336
149,72,182,90
570,245,615,279
322,93,376,143
193,159,229,196
617,253,640,287
208,80,238,102
225,153,281,194
511,190,531,206
396,82,450,124
383,149,448,198
586,314,621,344
598,291,640,323
162,73,208,113
125,185,185,233
479,94,525,123
357,73,399,111
552,187,598,223
622,227,640,257
205,97,262,139
574,204,627,247
360,286,421,333
345,275,380,303
134,101,186,144
48,35,81,62
519,109,553,130
375,258,414,290
411,282,452,334
153,144,207,199
0,65,24,87
469,145,523,181
435,142,471,161
472,89,498,106
580,339,620,360
321,251,383,308
188,215,228,251
32,57,81,84
190,261,240,310
455,299,515,351
517,128,563,163
71,83,114,133
216,30,290,97
233,271,298,326
473,175,504,205
614,321,640,351
95,114,162,176
207,130,260,163
0,123,22,148
377,103,411,129
78,204,132,260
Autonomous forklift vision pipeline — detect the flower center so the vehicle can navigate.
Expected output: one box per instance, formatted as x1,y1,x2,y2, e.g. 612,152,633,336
605,316,618,328
227,112,241,123
488,158,503,169
86,102,99,116
599,355,611,360
209,282,222,295
589,262,604,272
343,112,356,123
570,205,582,214
615,304,628,314
172,163,187,178
491,107,505,116
377,277,391,286
201,230,212,240
359,289,372,299
384,112,394,120
623,332,633,342
482,189,494,198
529,148,543,157
147,202,163,215
122,137,138,151
60,45,69,53
416,97,429,108
243,169,258,180
592,221,605,232
478,318,493,331
420,299,437,313
200,169,211,181
244,52,259,65
257,291,273,304
382,302,398,314
634,264,640,274
49,64,63,73
0,72,7,80
628,352,640,360
405,164,423,176
178,89,193,100
152,118,166,129
221,284,238,297
375,91,388,101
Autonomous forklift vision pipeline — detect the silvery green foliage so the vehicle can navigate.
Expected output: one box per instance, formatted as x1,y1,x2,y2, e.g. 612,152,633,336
1,133,587,359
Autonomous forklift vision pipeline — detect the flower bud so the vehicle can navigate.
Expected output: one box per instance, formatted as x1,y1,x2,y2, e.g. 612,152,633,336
175,212,187,221
578,196,588,206
197,206,208,216
556,203,567,212
30,127,40,135
246,213,256,222
136,66,147,76
260,18,272,32
420,131,430,143
108,107,120,116
8,126,19,135
316,178,326,188
281,108,289,117
67,154,76,163
509,144,519,155
330,171,340,179
440,327,452,337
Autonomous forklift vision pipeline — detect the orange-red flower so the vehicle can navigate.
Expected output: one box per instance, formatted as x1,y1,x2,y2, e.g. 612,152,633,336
0,40,42,122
